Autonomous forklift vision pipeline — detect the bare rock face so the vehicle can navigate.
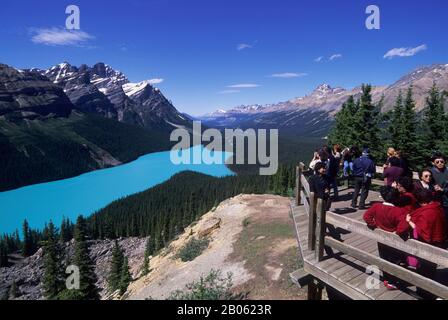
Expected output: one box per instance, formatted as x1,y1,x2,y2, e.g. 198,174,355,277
0,64,74,121
0,237,147,300
198,217,221,238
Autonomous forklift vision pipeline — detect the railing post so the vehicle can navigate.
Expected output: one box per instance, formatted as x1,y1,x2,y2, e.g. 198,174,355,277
307,192,316,251
296,163,304,206
315,198,327,262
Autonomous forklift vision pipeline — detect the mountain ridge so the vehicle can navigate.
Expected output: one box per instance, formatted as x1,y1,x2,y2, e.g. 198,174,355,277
199,64,448,136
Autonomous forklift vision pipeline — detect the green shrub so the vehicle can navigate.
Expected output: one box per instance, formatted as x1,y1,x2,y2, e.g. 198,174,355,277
168,269,235,300
176,237,210,262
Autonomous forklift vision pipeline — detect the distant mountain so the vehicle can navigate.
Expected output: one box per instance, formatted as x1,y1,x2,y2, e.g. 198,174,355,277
374,63,448,112
199,64,448,136
0,63,179,191
37,62,191,131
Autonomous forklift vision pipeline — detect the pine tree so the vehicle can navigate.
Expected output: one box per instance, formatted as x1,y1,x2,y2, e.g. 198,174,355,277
118,256,132,295
42,221,65,300
60,217,73,243
401,87,419,168
390,91,405,149
8,281,18,300
70,215,99,300
0,239,8,267
328,95,359,147
107,240,124,293
354,84,382,158
421,83,447,157
141,237,154,276
22,219,33,257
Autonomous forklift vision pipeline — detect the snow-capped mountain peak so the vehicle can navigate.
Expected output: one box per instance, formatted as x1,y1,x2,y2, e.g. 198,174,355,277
122,80,152,97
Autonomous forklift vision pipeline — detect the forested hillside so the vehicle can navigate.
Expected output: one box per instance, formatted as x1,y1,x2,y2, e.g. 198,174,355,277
0,112,173,191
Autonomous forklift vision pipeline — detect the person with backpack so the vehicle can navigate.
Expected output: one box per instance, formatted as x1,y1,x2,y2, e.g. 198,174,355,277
351,148,376,210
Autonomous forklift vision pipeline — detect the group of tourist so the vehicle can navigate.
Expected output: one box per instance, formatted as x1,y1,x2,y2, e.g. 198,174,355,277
308,145,447,296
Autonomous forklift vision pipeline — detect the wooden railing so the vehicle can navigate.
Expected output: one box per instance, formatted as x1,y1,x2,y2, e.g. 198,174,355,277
295,162,448,300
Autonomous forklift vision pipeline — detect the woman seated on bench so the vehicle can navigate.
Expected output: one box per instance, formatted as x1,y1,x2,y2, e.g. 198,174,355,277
363,186,411,290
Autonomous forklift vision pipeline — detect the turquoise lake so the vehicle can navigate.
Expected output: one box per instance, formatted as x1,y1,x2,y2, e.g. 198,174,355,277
0,146,234,234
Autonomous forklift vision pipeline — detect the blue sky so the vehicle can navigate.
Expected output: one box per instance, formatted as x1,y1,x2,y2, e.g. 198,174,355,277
0,0,447,115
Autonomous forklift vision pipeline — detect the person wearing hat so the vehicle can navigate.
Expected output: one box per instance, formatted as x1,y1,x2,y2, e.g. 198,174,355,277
351,147,376,210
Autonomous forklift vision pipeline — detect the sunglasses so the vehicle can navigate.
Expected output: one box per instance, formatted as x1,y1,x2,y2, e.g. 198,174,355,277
422,174,431,178
435,160,446,164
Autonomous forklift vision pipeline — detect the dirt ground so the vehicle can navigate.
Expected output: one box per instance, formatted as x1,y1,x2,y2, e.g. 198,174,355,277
126,194,307,300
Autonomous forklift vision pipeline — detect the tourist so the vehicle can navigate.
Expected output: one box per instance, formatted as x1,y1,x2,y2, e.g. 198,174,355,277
309,149,321,171
325,146,340,200
393,176,417,210
396,150,412,178
332,144,342,161
383,157,404,186
309,162,331,202
351,148,375,210
430,153,448,222
403,189,447,299
384,147,398,167
363,186,409,290
342,147,354,177
414,169,435,192
405,189,447,247
309,161,332,211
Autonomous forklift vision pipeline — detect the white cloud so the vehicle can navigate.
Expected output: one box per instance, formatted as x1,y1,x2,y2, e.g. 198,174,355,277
314,56,324,62
383,44,427,59
226,83,260,88
270,72,307,78
237,43,253,50
31,27,94,46
218,90,240,94
329,54,342,61
148,78,164,85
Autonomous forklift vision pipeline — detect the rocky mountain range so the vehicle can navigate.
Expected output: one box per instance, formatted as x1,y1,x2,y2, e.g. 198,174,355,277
199,64,448,136
0,62,188,191
35,62,191,130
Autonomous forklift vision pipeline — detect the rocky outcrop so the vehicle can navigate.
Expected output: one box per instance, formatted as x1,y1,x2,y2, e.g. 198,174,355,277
0,64,73,121
198,217,221,238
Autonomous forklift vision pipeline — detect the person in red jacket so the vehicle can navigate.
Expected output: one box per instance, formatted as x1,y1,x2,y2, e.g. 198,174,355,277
402,188,447,299
393,176,417,210
363,186,410,290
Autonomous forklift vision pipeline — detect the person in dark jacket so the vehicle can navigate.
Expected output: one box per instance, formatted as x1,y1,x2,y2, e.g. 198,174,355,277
309,162,331,200
414,169,435,192
383,157,404,186
309,162,332,211
325,146,340,200
430,153,448,224
396,149,412,178
351,148,376,210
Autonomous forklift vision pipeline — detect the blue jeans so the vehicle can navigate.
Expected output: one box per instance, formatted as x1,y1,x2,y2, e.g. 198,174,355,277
343,161,353,176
